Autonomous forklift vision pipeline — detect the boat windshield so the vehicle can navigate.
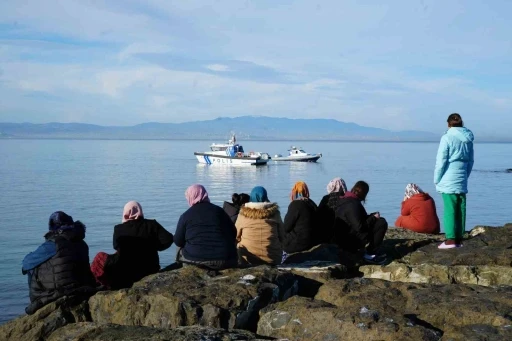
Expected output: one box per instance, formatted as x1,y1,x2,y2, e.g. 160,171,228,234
299,149,306,153
211,145,228,151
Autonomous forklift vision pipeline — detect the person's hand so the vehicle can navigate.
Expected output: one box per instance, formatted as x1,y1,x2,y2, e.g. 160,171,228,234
374,212,381,219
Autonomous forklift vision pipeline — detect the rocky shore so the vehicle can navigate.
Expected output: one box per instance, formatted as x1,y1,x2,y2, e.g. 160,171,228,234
1,224,511,341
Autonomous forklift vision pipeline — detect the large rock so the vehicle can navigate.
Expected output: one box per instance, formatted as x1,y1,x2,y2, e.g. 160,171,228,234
314,277,512,338
361,226,512,286
88,265,297,332
0,296,91,341
257,296,442,341
47,323,265,341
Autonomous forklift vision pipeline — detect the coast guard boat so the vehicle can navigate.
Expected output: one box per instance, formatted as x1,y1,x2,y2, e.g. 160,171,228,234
194,135,270,166
273,146,322,162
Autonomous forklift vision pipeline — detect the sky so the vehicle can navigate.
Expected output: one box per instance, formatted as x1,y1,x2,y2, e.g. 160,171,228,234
0,0,511,136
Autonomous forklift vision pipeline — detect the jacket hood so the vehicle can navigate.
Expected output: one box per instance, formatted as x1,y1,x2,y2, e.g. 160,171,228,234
222,201,240,217
239,202,280,219
447,127,474,143
45,221,86,241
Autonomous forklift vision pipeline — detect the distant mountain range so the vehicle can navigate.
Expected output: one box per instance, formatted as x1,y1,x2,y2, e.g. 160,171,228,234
0,116,440,141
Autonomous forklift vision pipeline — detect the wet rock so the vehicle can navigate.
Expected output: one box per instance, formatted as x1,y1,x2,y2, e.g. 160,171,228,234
315,278,512,337
47,323,266,341
362,225,512,286
88,265,297,332
257,296,442,341
0,296,91,341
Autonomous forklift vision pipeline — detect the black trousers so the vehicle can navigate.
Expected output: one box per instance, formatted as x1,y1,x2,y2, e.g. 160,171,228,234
337,217,388,254
366,217,388,254
176,247,237,271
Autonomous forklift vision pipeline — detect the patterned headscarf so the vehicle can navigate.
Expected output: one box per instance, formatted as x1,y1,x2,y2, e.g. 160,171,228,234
291,181,310,200
185,184,210,207
326,177,347,194
122,201,144,223
404,183,424,200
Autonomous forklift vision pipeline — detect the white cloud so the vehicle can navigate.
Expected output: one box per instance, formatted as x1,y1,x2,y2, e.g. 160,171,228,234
205,64,230,72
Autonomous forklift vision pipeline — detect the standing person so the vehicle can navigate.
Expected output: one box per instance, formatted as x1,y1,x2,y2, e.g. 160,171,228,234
434,113,474,249
22,212,96,314
223,193,250,224
316,177,348,244
91,201,174,289
236,186,283,265
175,184,238,270
334,181,388,265
281,181,318,258
395,184,440,234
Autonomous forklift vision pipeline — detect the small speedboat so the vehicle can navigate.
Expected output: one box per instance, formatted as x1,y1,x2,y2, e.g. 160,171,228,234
273,146,322,162
194,135,270,166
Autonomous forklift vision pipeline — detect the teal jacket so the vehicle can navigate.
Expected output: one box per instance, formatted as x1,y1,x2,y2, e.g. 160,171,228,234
434,127,474,194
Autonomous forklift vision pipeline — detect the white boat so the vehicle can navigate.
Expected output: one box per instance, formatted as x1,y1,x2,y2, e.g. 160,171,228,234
273,146,322,162
194,135,270,166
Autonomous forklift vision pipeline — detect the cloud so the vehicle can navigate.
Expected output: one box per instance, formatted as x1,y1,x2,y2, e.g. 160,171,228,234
0,0,511,135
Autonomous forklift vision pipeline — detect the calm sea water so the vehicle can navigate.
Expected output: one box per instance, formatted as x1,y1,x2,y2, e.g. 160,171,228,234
1,139,511,323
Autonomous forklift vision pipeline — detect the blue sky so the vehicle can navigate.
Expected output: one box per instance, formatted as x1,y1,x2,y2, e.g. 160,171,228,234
0,0,511,136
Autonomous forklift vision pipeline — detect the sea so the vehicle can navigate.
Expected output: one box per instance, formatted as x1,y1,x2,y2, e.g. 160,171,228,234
1,139,511,324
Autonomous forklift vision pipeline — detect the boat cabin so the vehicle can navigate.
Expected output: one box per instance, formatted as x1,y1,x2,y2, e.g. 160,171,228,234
289,146,308,156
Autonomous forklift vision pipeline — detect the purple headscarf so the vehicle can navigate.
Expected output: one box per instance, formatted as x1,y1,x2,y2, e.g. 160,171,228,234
185,184,210,207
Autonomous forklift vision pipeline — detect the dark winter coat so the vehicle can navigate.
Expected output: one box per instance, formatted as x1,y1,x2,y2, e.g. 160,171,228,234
107,218,173,289
281,198,318,254
316,192,344,244
222,201,241,224
22,223,96,315
175,202,238,262
334,194,377,252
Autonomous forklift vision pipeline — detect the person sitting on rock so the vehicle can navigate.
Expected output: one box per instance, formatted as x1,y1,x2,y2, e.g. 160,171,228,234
316,177,348,244
281,181,318,261
395,184,440,234
91,201,174,289
236,186,283,266
334,181,388,265
223,192,250,224
22,211,97,315
175,184,238,270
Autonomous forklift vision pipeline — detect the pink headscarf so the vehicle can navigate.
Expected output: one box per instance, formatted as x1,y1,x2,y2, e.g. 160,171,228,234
122,201,144,223
185,184,210,207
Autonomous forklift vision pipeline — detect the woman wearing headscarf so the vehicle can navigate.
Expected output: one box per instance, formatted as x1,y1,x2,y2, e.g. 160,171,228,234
22,211,96,314
91,201,173,289
235,186,283,265
281,181,318,256
395,184,440,234
316,177,348,244
223,193,250,224
175,184,238,270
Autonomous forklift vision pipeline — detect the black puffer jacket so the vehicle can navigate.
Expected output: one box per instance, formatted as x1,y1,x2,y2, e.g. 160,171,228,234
108,219,173,289
334,195,377,252
281,198,318,253
316,192,344,244
25,224,96,314
222,202,241,224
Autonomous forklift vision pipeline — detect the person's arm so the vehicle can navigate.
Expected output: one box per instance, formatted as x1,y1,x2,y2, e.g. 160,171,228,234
401,200,411,216
434,136,449,185
283,202,300,233
22,241,57,274
467,143,474,178
276,211,285,243
174,215,186,248
235,219,243,243
345,204,370,245
153,220,174,251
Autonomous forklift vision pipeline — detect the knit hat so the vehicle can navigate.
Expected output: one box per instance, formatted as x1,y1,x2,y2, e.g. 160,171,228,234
48,211,75,231
250,186,269,203
291,181,310,200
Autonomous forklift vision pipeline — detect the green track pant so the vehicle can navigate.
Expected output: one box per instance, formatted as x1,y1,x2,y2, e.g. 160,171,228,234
442,193,466,240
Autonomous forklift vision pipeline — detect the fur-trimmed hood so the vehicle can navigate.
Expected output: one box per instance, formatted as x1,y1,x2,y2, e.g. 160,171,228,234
239,202,280,219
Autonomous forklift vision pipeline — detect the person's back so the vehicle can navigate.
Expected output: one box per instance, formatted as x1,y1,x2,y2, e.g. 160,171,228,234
395,184,440,234
222,193,250,224
176,202,237,261
282,198,317,253
22,212,96,314
111,217,173,289
236,198,283,265
316,177,348,245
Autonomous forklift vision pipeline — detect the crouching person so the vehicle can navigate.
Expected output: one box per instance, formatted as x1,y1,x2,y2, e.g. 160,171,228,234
175,184,238,270
22,211,96,315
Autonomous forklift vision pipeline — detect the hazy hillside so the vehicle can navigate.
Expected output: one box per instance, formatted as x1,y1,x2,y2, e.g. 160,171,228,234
0,116,439,141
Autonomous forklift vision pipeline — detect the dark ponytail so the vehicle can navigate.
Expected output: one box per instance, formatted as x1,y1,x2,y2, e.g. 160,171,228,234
447,113,464,127
232,193,250,207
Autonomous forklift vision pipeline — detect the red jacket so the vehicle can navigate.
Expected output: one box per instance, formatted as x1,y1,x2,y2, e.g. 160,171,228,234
395,193,440,234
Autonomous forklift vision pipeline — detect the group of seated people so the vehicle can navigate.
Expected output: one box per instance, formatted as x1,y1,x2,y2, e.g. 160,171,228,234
22,179,441,314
